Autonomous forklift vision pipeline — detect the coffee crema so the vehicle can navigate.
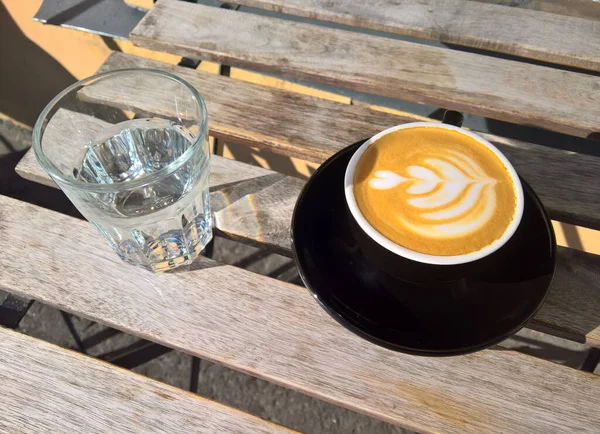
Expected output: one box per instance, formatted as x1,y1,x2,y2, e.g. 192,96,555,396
353,127,517,256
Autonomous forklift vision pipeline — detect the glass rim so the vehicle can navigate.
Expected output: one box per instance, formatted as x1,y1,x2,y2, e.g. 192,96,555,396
32,68,209,193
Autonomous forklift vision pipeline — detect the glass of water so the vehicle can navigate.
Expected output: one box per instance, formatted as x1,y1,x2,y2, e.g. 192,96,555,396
33,69,212,272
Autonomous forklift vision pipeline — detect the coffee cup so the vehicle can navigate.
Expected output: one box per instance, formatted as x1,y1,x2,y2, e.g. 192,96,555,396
344,118,524,265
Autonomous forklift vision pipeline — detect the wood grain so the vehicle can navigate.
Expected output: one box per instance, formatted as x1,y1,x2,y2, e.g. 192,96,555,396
16,144,600,348
46,52,600,231
1,195,599,433
130,1,600,140
93,52,408,164
474,0,600,20
0,328,296,433
231,0,600,71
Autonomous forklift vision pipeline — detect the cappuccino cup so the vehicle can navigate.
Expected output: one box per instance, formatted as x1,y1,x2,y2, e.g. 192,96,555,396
344,121,524,265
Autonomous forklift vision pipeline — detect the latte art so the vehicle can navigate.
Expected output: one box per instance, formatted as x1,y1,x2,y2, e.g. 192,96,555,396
369,150,497,239
353,127,517,256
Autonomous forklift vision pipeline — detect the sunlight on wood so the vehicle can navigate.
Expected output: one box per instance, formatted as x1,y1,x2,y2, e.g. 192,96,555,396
114,40,180,65
290,158,319,179
229,68,351,104
367,104,432,122
251,153,271,170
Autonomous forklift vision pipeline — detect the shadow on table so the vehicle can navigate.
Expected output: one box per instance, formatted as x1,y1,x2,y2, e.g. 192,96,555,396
217,140,318,180
0,148,82,218
426,108,600,158
493,332,592,370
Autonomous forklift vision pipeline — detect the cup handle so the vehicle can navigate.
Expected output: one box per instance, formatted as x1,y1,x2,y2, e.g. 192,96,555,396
442,110,464,127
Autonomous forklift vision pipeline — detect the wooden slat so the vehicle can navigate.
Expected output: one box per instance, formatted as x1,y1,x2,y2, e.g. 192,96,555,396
93,53,404,164
1,195,599,433
474,0,600,21
232,0,600,71
42,52,600,231
0,328,295,433
16,145,600,348
130,0,600,140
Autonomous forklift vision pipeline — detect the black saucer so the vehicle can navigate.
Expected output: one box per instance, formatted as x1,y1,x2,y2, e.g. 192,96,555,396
291,141,556,356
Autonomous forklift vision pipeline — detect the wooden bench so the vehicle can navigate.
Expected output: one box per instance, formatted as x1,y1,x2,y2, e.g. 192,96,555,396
3,0,600,432
0,327,295,433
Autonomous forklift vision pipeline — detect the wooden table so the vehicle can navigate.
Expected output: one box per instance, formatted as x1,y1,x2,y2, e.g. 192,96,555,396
3,0,600,432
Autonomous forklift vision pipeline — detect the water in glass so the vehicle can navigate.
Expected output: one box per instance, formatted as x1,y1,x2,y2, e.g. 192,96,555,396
74,117,212,272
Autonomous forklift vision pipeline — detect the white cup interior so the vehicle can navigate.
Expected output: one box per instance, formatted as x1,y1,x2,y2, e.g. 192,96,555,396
344,122,524,265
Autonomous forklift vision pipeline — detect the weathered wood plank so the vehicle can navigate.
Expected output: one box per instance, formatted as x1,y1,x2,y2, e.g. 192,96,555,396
474,0,600,21
130,1,600,140
93,53,407,164
0,328,296,433
42,52,600,231
232,0,600,71
16,144,600,348
1,195,599,434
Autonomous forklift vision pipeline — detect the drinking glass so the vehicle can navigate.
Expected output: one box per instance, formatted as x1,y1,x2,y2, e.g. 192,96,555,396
33,69,212,272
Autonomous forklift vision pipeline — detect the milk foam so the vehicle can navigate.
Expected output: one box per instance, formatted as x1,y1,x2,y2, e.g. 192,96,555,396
369,150,497,239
